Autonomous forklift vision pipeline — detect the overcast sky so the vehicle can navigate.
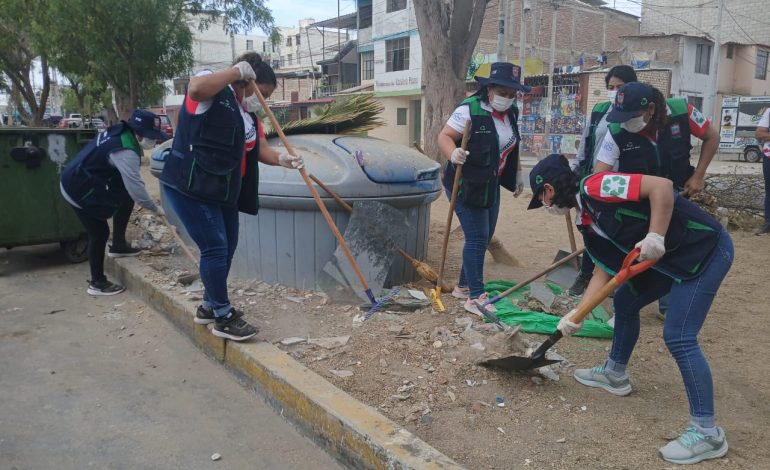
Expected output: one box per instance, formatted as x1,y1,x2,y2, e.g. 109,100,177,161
264,0,641,31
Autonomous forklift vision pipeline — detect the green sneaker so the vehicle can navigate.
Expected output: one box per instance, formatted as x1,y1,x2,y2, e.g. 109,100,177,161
659,426,728,465
573,364,632,396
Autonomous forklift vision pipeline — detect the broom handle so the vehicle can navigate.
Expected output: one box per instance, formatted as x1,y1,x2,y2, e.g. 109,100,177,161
565,212,580,270
254,88,376,304
160,215,199,268
310,173,425,267
437,121,472,288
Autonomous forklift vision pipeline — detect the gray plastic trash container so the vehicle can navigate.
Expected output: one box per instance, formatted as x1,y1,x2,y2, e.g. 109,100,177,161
151,134,441,290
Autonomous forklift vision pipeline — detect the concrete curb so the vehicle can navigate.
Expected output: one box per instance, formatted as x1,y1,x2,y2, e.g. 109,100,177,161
107,257,464,470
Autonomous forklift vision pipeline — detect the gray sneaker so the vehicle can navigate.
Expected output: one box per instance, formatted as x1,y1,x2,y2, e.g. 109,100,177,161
659,426,728,465
573,364,632,396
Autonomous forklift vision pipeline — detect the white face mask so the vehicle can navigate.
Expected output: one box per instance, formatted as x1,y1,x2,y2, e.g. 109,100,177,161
140,137,156,150
607,89,618,103
544,205,571,216
491,95,515,112
242,93,262,113
621,115,648,133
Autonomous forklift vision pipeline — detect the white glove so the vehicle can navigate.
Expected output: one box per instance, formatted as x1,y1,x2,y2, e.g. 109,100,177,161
514,171,525,197
233,61,256,81
557,309,583,336
278,152,304,169
155,206,166,217
635,232,666,261
450,147,468,165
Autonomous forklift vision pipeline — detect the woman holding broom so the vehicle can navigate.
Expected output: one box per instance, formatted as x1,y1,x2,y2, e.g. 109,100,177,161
436,62,528,316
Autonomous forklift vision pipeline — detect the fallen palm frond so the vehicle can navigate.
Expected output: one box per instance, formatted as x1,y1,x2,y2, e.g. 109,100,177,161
263,93,385,138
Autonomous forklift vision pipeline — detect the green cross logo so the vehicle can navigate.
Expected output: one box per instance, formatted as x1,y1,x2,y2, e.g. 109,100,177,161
535,175,544,184
601,175,628,197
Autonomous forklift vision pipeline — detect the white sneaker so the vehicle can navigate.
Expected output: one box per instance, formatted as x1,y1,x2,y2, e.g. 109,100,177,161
452,285,470,299
464,293,497,318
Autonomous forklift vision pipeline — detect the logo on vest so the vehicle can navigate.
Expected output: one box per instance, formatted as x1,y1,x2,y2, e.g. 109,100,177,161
616,92,625,108
670,123,681,138
600,175,630,198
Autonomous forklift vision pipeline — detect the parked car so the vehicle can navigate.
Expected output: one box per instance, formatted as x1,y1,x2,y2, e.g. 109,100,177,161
156,114,173,142
57,118,82,129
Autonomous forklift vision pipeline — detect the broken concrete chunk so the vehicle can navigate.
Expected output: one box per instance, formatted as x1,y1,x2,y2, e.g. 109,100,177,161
329,369,354,378
529,282,556,312
279,337,307,346
308,335,350,349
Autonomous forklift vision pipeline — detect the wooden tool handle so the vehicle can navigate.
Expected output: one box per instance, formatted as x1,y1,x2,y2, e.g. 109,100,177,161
565,212,580,269
488,248,585,303
436,120,473,286
254,88,375,303
160,215,198,267
309,173,353,213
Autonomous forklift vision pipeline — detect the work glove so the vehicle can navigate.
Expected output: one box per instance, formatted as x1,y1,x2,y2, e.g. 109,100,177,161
155,206,166,217
450,147,468,165
233,61,256,81
514,171,525,198
278,152,304,169
557,309,583,336
635,232,666,261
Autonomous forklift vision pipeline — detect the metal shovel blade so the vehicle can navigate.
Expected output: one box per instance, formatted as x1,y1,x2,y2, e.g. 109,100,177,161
545,249,582,289
481,355,561,371
318,200,408,303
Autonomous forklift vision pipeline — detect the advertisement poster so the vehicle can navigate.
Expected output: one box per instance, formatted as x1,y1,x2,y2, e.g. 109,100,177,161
719,107,737,144
560,134,579,154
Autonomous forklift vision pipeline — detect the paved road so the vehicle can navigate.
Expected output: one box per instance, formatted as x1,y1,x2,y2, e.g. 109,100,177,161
0,244,343,470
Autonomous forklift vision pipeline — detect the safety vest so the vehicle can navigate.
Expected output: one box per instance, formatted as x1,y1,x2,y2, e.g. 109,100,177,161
580,101,612,176
161,86,246,206
608,98,693,188
579,179,722,283
60,122,138,219
442,95,520,208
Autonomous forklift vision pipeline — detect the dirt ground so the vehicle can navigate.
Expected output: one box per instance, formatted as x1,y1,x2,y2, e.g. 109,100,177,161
133,165,770,469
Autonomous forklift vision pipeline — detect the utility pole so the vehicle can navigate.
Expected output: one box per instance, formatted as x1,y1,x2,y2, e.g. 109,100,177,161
337,0,342,92
706,0,724,121
543,0,559,155
497,0,507,61
519,0,528,76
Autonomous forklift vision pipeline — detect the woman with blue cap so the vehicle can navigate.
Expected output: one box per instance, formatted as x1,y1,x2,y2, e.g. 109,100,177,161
528,154,732,465
61,108,168,296
436,62,529,316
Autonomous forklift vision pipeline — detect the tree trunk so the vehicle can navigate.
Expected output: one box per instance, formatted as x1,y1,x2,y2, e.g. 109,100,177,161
413,0,490,161
34,55,51,125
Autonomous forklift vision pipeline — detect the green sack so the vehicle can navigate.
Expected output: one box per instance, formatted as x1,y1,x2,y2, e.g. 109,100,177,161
484,280,614,339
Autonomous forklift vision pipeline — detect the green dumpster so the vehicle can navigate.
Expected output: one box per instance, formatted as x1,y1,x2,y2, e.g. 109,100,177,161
0,127,97,262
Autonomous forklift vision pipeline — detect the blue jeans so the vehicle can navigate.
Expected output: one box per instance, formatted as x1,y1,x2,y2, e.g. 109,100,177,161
446,186,501,298
762,157,770,224
163,185,240,317
608,230,733,427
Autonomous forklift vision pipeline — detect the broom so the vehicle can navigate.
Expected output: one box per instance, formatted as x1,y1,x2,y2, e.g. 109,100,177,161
308,173,453,292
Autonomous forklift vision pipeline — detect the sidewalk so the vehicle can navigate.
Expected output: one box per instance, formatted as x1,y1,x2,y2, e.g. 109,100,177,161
0,245,342,470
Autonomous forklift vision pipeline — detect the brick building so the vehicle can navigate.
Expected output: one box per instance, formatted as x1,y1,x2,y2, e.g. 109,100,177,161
476,0,640,71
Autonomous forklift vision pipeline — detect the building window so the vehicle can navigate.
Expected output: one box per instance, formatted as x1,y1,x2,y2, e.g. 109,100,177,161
386,37,410,72
173,78,189,96
296,34,301,46
756,49,769,80
286,36,292,47
687,96,703,111
396,108,408,125
288,54,293,65
361,51,374,80
726,44,734,59
262,41,268,53
695,44,712,74
246,39,253,50
387,0,407,13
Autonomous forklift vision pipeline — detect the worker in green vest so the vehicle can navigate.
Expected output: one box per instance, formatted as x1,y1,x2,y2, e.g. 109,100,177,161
568,65,639,297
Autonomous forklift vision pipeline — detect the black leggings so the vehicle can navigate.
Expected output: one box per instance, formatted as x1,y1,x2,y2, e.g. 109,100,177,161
73,195,134,282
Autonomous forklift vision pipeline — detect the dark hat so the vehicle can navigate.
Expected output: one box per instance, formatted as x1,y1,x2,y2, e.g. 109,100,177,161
527,154,572,210
126,109,168,141
606,82,653,123
475,62,531,92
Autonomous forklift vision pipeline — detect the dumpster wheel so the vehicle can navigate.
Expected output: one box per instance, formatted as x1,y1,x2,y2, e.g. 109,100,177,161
61,238,88,263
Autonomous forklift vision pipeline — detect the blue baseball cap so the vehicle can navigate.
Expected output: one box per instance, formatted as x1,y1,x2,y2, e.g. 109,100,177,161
126,109,168,141
606,82,653,123
527,154,572,210
475,62,531,92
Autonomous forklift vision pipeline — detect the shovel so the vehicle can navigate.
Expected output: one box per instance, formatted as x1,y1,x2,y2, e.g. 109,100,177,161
544,211,582,288
482,248,655,371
